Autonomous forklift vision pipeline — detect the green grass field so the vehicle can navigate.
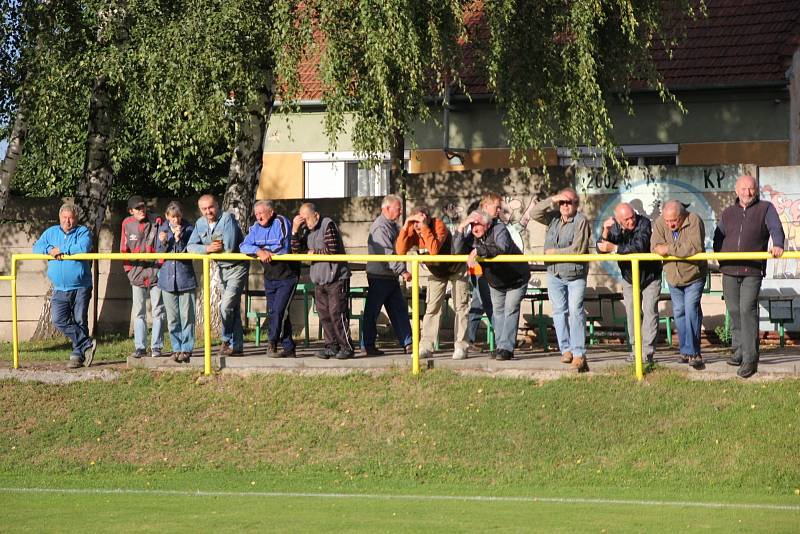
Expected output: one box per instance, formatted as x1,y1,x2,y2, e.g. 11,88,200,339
1,360,799,531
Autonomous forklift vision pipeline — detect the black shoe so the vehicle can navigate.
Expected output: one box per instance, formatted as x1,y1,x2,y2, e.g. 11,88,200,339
178,352,192,363
363,347,385,357
737,365,757,379
495,349,513,361
277,347,296,358
265,343,280,358
403,344,413,354
689,354,705,370
678,354,690,364
336,349,355,360
726,357,742,367
316,346,339,359
131,348,147,359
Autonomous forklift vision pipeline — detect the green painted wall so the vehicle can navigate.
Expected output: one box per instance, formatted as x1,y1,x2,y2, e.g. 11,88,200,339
264,87,790,153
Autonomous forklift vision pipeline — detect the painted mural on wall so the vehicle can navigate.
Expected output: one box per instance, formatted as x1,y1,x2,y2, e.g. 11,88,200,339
759,166,800,331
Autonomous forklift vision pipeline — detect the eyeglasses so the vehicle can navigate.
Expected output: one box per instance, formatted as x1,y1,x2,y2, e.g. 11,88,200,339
558,200,576,206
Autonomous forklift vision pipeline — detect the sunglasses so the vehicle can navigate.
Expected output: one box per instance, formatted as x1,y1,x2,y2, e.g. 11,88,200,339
558,200,576,206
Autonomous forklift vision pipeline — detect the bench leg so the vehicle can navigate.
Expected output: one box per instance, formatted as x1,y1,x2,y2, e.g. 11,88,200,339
255,321,261,347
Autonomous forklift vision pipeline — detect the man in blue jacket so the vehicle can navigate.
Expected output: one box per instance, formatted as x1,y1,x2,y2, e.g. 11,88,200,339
32,204,97,368
188,194,249,356
240,200,299,358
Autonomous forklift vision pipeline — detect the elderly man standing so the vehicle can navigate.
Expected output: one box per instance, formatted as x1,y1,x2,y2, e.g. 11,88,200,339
120,195,165,359
33,204,97,368
530,187,591,372
456,210,529,361
291,202,355,360
188,194,249,357
396,205,471,359
713,175,784,378
363,194,413,356
652,200,708,369
597,203,662,365
240,200,299,358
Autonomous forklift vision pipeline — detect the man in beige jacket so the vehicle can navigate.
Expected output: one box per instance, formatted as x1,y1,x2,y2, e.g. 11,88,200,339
651,200,708,369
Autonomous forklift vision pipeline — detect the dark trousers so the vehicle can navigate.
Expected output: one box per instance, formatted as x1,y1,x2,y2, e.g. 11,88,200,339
722,274,762,369
363,276,412,348
264,276,298,350
316,279,353,352
467,276,493,343
51,287,93,356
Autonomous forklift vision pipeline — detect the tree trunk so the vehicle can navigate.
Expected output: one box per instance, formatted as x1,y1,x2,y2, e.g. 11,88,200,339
196,85,274,339
0,106,27,216
389,127,406,213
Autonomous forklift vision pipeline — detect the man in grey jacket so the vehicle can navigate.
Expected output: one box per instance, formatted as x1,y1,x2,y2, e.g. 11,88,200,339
363,194,412,356
530,187,591,372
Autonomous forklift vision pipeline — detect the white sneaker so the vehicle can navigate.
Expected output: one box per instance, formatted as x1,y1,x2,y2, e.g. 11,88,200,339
452,348,467,360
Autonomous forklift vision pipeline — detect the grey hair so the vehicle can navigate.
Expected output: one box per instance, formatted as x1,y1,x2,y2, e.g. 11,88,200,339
254,199,274,211
381,194,402,209
470,210,491,226
300,201,317,213
58,203,79,217
662,200,686,216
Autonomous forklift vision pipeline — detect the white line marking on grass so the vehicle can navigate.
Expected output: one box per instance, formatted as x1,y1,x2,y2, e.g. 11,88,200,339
0,487,798,512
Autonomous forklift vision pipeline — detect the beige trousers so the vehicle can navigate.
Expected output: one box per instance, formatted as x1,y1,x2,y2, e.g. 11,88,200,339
421,269,471,352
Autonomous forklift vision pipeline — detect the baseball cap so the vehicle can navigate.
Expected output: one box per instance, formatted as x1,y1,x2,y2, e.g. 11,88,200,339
127,195,146,210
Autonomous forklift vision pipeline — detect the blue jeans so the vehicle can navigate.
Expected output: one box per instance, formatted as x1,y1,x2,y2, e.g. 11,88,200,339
51,286,93,357
547,274,587,357
265,276,298,350
220,263,248,351
131,285,165,351
489,283,526,353
162,289,196,352
669,277,704,356
363,276,412,349
467,276,493,344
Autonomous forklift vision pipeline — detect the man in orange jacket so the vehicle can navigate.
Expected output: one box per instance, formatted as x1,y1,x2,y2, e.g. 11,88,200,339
396,206,471,359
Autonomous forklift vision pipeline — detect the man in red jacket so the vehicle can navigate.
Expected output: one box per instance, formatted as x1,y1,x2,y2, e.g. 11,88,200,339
120,195,165,358
396,206,471,359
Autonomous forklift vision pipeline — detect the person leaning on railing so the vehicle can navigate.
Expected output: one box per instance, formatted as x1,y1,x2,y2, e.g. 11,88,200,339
712,175,785,379
291,202,355,360
529,187,591,372
156,201,197,364
457,209,529,361
652,200,707,370
240,199,300,359
396,205,471,360
597,202,662,365
32,203,97,368
187,194,249,357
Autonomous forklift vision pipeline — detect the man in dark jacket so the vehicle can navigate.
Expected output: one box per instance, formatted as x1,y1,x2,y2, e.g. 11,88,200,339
456,210,529,361
240,200,300,358
291,202,354,360
120,195,165,358
597,202,662,365
713,175,784,378
362,194,412,356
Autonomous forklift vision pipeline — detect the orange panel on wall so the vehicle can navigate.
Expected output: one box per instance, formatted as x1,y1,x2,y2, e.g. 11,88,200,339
679,141,789,167
258,153,304,199
409,148,558,174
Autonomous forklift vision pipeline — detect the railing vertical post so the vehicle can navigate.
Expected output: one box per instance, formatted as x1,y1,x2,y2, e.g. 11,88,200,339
202,257,212,376
411,259,420,375
631,259,644,381
11,257,19,369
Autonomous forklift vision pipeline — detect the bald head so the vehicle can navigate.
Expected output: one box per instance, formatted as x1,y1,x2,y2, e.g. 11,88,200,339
614,203,636,231
735,175,758,207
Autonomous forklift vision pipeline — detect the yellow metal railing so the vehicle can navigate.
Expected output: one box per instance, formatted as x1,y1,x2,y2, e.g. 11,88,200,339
5,251,797,380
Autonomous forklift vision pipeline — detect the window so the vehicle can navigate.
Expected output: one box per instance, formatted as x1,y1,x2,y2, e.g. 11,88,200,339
303,151,407,198
558,144,678,167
